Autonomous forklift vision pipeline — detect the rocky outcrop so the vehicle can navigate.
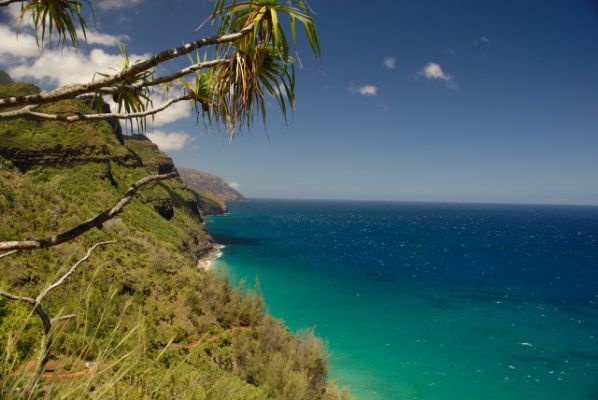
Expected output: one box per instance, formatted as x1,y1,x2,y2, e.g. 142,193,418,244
0,143,140,171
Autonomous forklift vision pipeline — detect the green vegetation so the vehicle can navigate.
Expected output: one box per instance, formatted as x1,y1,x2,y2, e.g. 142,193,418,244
0,81,40,99
0,70,13,85
199,190,228,211
0,83,352,399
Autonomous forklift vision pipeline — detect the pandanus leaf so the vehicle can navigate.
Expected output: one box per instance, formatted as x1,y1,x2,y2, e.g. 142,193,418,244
19,0,89,48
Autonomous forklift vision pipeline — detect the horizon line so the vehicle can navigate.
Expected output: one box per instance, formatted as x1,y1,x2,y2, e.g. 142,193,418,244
234,197,598,208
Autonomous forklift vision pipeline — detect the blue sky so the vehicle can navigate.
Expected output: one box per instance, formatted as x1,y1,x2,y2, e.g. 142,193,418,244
1,1,597,204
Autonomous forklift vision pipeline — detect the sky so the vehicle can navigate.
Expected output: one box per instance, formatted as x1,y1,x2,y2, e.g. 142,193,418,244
1,0,597,205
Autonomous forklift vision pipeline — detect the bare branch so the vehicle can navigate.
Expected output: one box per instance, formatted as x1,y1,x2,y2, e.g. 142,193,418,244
51,314,77,323
0,172,177,252
0,250,18,260
139,58,227,88
0,290,35,304
0,95,193,122
99,58,228,94
36,241,116,303
0,25,253,111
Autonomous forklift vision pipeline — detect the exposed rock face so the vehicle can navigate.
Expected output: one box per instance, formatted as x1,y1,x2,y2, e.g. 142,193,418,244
0,143,140,171
178,167,245,202
150,197,175,220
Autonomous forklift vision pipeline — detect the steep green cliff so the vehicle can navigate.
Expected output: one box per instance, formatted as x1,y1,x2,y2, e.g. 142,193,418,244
0,78,351,399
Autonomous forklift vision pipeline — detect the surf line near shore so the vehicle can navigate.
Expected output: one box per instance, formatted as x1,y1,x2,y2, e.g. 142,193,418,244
198,244,225,271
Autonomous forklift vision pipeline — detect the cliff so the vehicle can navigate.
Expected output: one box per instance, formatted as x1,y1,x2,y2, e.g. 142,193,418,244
0,74,350,399
179,167,245,205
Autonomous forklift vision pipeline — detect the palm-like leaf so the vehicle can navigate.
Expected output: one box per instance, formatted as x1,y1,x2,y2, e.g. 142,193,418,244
178,52,217,124
202,0,319,134
212,0,320,57
96,44,154,132
19,0,90,48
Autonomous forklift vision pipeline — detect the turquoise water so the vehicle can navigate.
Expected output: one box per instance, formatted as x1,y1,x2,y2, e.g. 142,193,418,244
206,200,598,400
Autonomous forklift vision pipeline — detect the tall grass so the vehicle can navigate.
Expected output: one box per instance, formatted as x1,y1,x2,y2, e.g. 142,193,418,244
0,270,353,400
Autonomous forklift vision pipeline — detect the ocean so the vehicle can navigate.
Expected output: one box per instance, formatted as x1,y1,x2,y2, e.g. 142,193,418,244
205,200,598,400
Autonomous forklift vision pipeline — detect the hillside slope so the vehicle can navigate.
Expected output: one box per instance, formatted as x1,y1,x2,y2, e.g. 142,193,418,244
0,79,351,399
0,69,14,85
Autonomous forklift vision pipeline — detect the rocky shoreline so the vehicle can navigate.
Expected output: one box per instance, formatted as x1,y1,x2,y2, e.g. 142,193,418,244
197,243,224,271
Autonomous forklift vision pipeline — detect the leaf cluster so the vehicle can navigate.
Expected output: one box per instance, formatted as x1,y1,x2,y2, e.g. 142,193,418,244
179,0,320,134
96,44,154,132
18,0,90,48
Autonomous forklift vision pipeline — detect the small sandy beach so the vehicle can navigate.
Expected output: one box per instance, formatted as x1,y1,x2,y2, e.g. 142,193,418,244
198,244,224,271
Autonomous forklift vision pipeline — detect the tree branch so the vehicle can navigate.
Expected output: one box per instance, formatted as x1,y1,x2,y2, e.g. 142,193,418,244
0,250,18,260
52,314,76,323
0,290,35,304
0,95,193,122
0,26,252,111
36,241,116,303
139,58,227,88
99,58,228,94
0,172,178,252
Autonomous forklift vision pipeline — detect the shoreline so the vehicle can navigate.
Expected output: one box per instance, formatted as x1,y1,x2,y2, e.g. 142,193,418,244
198,243,224,271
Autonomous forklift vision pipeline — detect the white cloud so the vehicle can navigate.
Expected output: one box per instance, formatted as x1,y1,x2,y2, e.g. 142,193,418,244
146,131,191,151
418,62,458,89
349,84,378,96
80,29,128,46
0,9,134,83
147,93,192,127
228,182,241,190
96,0,144,10
382,56,396,70
378,103,389,112
0,26,124,65
421,63,449,80
0,25,39,59
474,36,490,46
8,47,148,86
148,90,193,127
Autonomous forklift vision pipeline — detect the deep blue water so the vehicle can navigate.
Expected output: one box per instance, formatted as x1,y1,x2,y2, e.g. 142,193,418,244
206,200,598,400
